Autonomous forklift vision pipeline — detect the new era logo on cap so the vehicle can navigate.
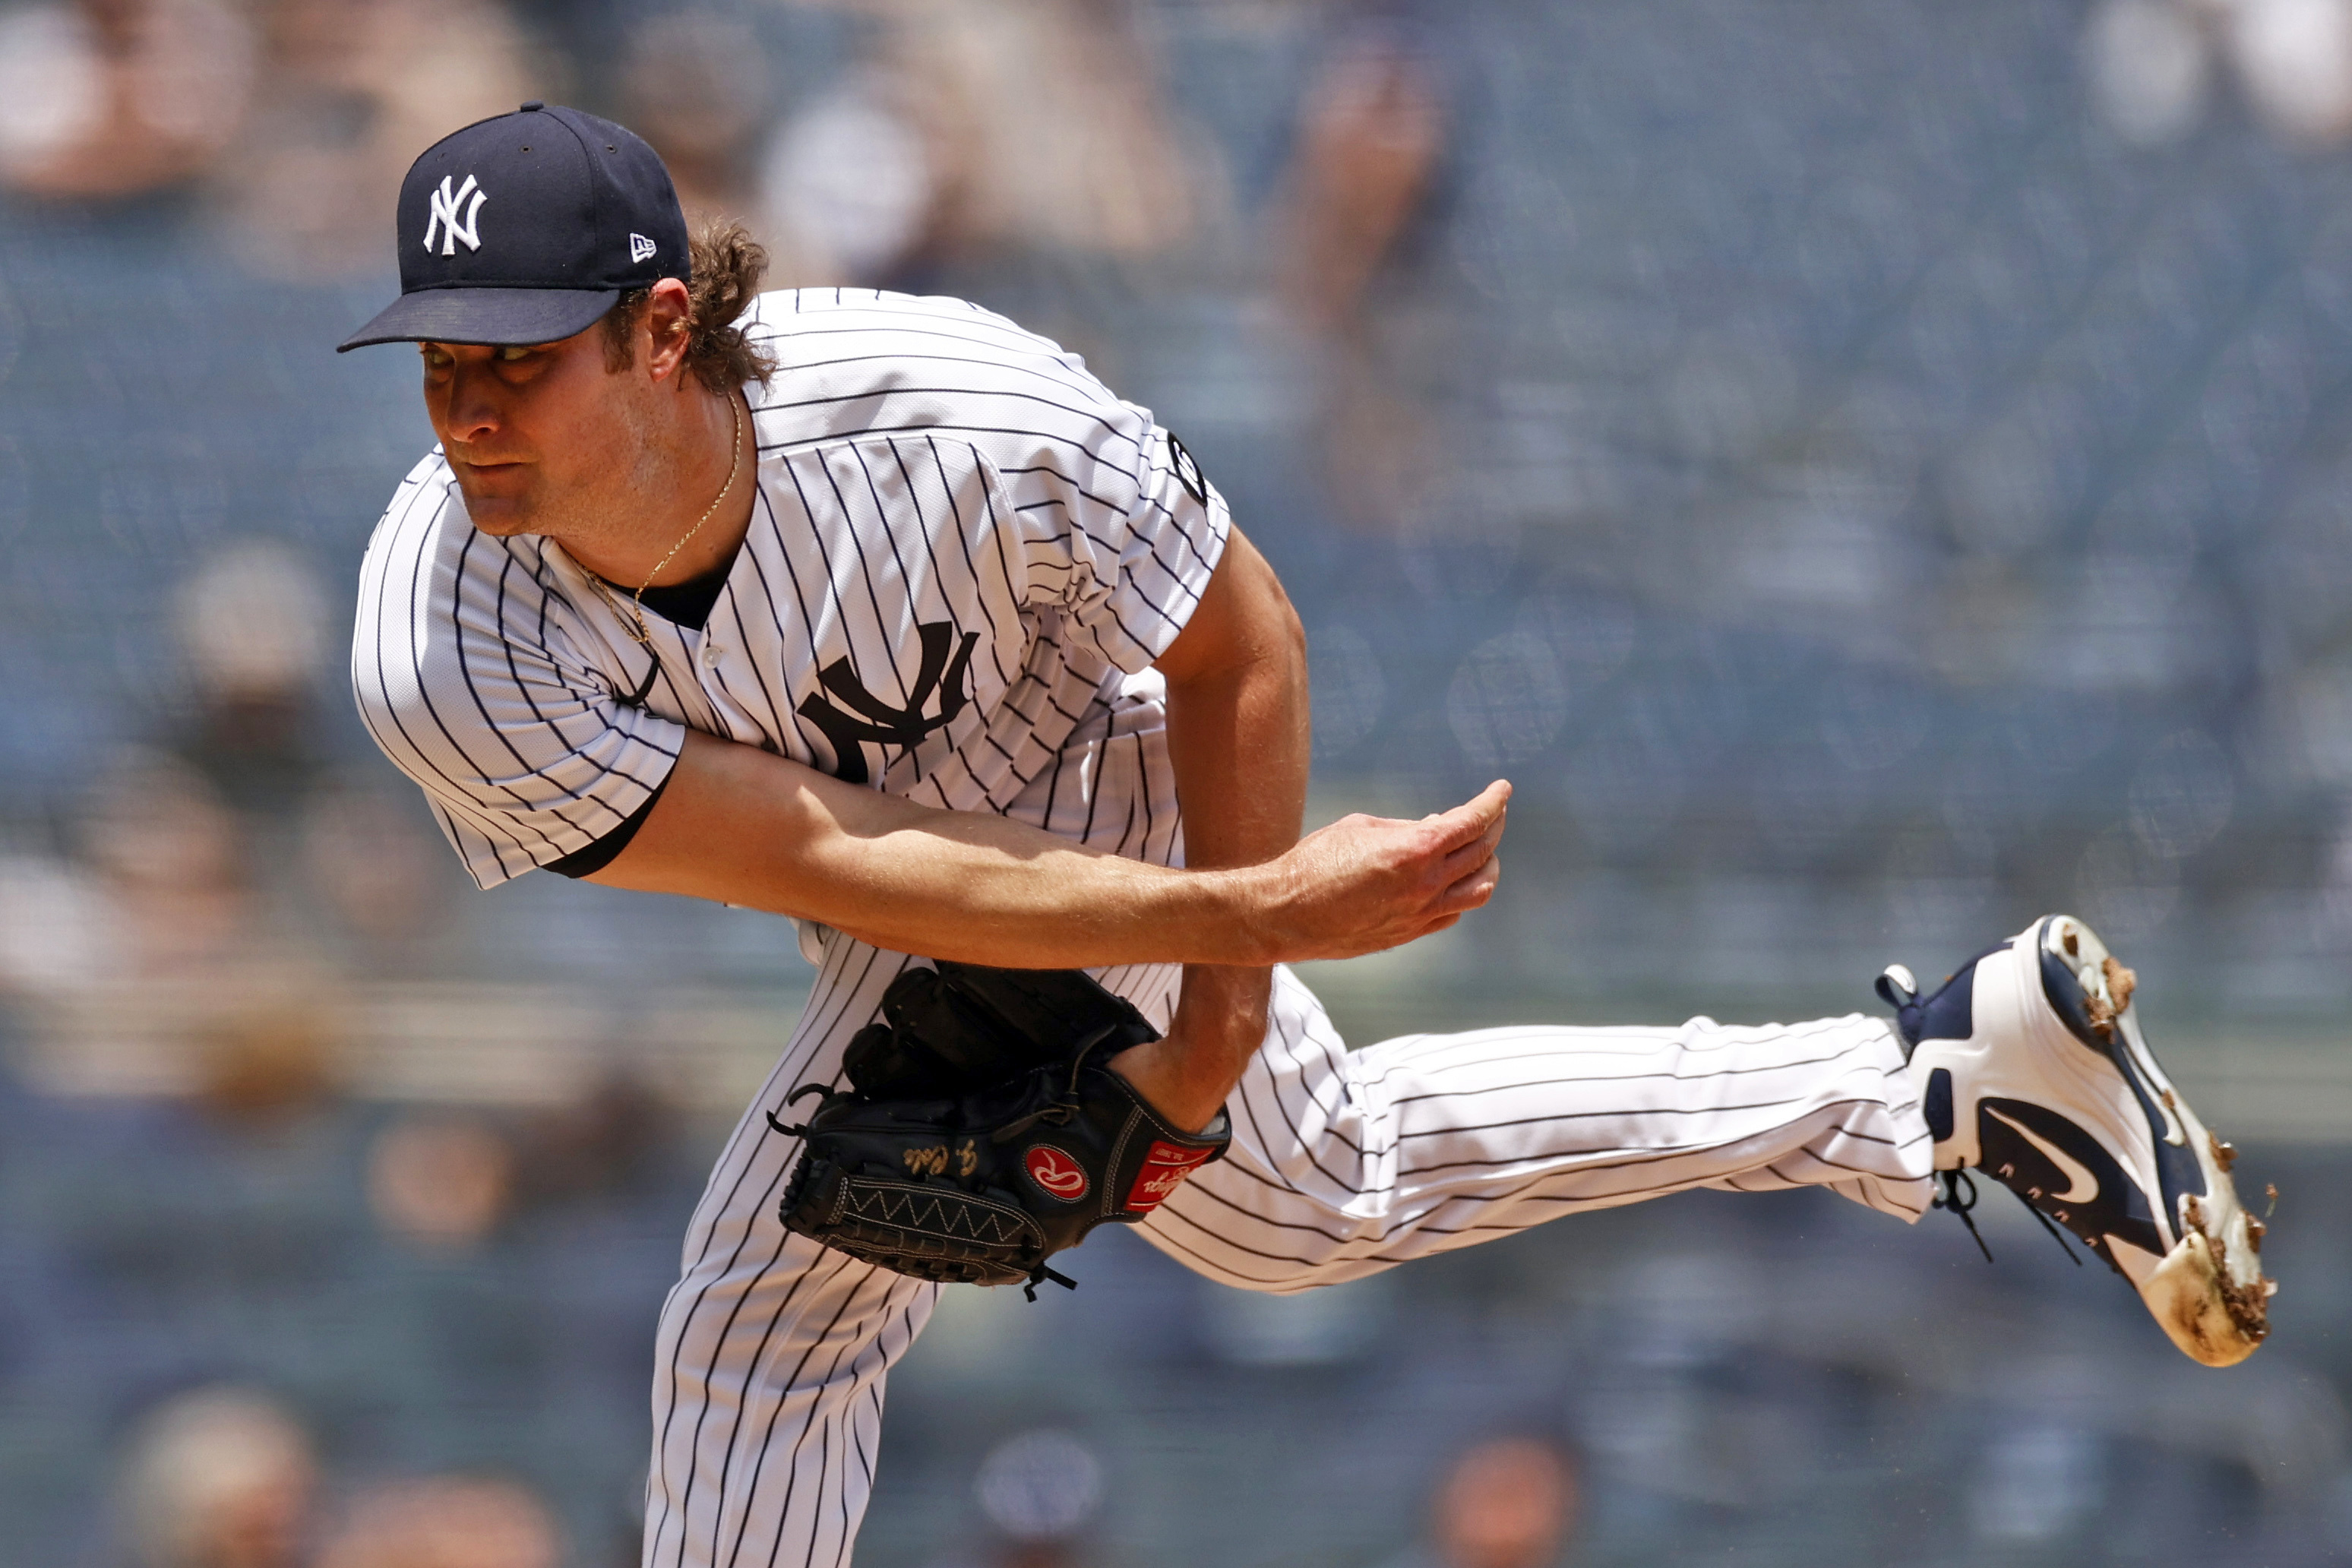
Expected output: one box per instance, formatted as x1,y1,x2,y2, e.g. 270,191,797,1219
338,103,690,352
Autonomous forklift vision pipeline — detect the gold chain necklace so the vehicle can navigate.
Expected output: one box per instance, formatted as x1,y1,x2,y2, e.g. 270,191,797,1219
593,390,745,647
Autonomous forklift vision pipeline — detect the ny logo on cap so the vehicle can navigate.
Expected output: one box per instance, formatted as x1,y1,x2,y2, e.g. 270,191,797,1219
629,232,657,264
424,174,488,256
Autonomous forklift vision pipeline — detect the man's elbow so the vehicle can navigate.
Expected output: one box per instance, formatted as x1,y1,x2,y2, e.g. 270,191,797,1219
1231,555,1307,683
1271,587,1306,674
1234,573,1307,697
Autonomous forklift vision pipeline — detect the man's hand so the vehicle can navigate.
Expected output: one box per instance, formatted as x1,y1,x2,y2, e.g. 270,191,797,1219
1252,780,1511,959
1108,780,1509,1129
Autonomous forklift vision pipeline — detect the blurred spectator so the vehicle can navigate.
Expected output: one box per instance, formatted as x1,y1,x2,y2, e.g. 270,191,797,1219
114,1386,318,1568
617,8,771,230
318,1475,561,1568
757,63,931,283
0,0,257,201
0,747,246,998
5,542,337,989
298,782,444,946
1272,27,1449,336
1265,24,1455,538
1424,1437,1579,1568
1,536,447,1003
757,0,1226,283
1367,1437,1581,1568
75,745,256,977
191,992,342,1124
2087,0,2352,146
169,539,447,958
368,1111,516,1251
970,1427,1106,1568
511,1069,675,1209
172,539,330,820
213,0,543,278
0,848,111,996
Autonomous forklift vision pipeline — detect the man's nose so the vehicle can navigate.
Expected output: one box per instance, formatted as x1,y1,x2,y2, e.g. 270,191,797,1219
442,360,503,443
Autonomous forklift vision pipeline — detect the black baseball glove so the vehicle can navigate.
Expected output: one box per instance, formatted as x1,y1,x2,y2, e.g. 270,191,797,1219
770,963,1231,1297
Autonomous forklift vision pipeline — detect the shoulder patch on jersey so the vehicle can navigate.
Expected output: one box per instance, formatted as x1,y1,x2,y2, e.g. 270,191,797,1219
1166,432,1207,506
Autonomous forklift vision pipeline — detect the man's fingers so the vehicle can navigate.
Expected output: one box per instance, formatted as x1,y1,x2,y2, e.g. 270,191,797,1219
1439,853,1500,910
1436,814,1506,879
1427,779,1512,849
1292,787,1506,958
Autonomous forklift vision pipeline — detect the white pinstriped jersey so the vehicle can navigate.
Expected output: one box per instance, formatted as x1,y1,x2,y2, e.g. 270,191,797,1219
343,285,1942,1568
352,288,1229,890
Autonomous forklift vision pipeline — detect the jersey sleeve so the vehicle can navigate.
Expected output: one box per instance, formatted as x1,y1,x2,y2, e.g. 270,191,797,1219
352,472,686,890
1003,381,1231,675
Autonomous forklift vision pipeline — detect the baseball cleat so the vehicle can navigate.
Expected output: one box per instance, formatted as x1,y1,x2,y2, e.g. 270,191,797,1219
1876,915,2273,1367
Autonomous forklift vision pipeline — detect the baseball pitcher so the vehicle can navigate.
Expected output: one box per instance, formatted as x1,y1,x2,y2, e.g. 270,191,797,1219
337,106,2273,1568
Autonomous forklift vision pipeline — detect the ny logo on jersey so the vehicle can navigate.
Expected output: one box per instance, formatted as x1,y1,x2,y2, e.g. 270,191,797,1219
424,174,488,256
797,621,979,785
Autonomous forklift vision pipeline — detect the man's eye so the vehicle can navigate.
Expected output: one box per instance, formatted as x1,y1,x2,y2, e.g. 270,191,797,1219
497,345,534,362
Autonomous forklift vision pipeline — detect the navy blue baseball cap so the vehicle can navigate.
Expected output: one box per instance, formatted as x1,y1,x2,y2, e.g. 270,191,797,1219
337,103,691,352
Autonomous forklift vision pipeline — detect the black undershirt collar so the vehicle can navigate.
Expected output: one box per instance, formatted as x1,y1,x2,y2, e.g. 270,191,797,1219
628,558,733,632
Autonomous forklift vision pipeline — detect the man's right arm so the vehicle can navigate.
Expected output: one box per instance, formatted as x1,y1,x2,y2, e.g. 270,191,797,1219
585,728,1508,970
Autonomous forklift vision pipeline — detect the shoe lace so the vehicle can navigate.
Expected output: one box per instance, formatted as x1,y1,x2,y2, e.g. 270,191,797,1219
1934,1167,2084,1268
1934,1169,1993,1263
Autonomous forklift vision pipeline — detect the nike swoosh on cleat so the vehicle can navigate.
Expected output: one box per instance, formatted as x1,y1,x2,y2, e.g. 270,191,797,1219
2116,1020,2188,1146
1986,1106,2099,1204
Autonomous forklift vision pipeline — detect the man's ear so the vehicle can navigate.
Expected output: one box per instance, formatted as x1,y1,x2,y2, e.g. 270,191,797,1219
641,277,694,384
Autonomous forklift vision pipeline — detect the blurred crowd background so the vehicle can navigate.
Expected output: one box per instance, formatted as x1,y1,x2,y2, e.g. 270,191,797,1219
2,0,2352,1563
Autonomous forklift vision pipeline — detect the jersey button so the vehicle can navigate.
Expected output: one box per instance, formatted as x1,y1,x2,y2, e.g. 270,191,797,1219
700,643,725,667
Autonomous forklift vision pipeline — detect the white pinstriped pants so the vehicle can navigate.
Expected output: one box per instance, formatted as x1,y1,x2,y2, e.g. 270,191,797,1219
640,695,1936,1568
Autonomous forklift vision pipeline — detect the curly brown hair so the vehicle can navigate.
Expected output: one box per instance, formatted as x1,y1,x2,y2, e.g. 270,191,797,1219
601,218,778,392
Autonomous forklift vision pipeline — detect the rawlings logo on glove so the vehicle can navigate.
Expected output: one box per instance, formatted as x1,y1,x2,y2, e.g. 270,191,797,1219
1023,1145,1089,1200
768,963,1231,1297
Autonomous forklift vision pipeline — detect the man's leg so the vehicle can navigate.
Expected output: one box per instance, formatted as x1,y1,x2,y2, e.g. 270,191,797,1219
1138,966,1934,1291
642,936,938,1568
637,694,1203,1568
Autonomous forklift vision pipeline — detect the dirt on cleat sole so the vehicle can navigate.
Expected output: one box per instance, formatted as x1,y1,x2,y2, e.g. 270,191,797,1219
2145,1219,2270,1367
2047,915,2277,1367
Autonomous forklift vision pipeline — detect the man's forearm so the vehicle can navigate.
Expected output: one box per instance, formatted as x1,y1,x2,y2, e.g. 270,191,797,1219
596,720,1506,975
595,727,1285,966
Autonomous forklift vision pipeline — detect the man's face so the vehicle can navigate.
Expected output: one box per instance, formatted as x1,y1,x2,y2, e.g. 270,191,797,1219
418,323,659,541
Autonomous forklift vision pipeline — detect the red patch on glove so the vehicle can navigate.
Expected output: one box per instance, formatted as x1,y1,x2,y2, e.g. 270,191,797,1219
1124,1140,1214,1212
